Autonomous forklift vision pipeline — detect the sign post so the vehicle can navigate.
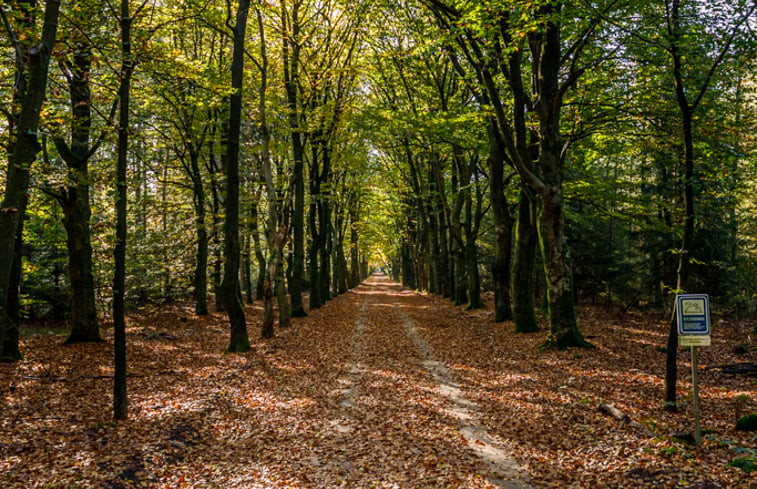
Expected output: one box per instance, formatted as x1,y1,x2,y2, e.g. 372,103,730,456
676,294,711,446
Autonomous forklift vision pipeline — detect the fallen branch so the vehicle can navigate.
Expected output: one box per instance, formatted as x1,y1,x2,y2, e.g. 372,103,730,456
598,402,653,436
598,403,630,423
20,373,145,381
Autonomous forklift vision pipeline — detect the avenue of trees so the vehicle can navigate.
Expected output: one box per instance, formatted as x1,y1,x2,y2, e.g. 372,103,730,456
1,0,756,415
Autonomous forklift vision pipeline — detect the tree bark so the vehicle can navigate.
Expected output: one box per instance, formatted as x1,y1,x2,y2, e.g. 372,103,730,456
464,183,483,310
308,141,323,309
349,201,361,289
8,201,26,338
532,3,588,349
282,0,306,318
430,156,449,297
61,183,100,342
664,0,694,410
191,150,209,315
512,187,539,333
242,221,253,304
54,44,102,343
251,201,266,300
208,139,224,312
113,0,132,419
0,0,61,361
220,0,251,353
488,124,513,322
276,247,291,328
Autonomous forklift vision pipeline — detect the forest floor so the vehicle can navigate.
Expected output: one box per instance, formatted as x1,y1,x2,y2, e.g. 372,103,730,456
1,274,756,489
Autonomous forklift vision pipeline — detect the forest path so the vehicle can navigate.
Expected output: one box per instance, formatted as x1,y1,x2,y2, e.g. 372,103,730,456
3,273,753,488
321,274,533,488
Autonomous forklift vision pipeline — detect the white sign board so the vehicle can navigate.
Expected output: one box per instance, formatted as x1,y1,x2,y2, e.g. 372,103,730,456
679,335,711,347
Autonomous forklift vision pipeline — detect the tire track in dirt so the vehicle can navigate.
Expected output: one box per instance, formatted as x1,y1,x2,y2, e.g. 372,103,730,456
399,305,533,489
333,287,370,430
325,277,482,486
329,274,534,488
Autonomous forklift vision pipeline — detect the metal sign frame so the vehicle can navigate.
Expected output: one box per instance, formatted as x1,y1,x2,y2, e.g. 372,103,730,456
676,294,711,336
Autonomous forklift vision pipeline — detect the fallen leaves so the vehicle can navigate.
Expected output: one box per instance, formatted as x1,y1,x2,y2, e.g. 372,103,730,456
1,277,755,488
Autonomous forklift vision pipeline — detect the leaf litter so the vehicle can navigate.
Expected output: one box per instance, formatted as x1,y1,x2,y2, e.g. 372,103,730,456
1,275,755,488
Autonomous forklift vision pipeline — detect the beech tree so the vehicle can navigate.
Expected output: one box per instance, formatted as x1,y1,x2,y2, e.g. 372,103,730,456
49,3,112,343
220,0,251,352
280,0,307,318
0,0,61,361
422,0,628,347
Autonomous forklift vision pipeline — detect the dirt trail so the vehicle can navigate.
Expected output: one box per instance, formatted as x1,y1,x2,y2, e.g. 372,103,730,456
319,274,533,488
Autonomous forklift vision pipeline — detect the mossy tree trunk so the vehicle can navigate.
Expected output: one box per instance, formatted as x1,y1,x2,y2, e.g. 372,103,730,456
531,4,589,349
512,188,539,333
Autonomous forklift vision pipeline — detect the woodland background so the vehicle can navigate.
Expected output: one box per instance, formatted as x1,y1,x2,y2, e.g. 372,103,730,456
1,0,757,485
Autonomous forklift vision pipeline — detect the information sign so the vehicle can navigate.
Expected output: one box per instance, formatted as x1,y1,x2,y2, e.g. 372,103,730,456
676,294,710,336
675,294,712,446
679,335,711,347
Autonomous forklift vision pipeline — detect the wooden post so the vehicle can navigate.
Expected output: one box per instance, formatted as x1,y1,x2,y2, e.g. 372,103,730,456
691,346,701,446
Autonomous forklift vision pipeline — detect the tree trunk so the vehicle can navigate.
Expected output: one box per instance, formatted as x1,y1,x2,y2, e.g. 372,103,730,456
282,0,306,318
220,0,251,353
465,233,482,309
191,152,209,315
319,202,332,302
464,189,483,309
208,149,223,311
262,272,275,338
664,117,693,411
430,157,449,297
308,199,323,309
535,111,587,347
334,232,348,294
242,225,253,304
533,4,588,349
53,43,102,343
538,186,587,348
3,0,35,350
665,0,697,409
488,125,513,322
427,204,440,294
251,202,266,300
62,185,100,342
512,187,539,333
349,204,361,289
449,154,467,306
8,201,26,339
276,247,291,328
289,135,307,317
113,0,131,419
0,0,61,360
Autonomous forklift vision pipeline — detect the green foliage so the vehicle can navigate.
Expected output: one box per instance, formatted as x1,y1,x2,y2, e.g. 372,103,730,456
729,457,756,474
735,413,757,432
20,197,69,319
659,444,680,457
